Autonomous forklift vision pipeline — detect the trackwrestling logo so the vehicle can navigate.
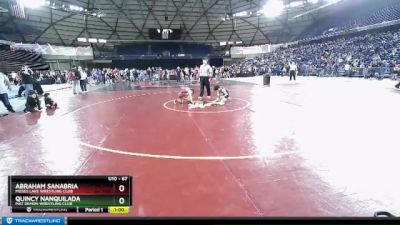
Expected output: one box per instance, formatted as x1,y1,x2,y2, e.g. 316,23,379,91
2,217,65,225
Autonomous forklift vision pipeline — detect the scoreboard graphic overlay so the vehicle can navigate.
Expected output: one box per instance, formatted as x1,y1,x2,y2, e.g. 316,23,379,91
8,176,132,214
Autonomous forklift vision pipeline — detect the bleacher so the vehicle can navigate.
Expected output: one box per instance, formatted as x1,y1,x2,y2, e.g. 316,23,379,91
298,0,400,40
117,44,149,56
98,43,214,61
0,49,49,73
183,44,211,57
151,43,180,56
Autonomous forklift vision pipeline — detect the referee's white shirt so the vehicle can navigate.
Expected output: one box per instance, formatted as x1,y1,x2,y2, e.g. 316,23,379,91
199,64,212,77
289,63,297,71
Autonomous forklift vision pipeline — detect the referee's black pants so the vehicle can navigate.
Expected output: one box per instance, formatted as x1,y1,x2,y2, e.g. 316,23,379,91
290,70,296,81
200,76,211,97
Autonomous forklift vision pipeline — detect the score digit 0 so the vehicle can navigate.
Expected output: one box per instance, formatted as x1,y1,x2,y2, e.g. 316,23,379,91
119,185,125,192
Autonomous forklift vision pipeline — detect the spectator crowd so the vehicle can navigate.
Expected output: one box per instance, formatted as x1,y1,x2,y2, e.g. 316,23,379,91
235,28,400,79
4,27,400,95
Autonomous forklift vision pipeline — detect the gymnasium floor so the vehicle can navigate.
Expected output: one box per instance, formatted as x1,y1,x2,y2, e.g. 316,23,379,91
0,76,399,217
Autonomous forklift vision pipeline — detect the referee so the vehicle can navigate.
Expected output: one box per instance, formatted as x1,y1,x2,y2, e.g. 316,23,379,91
199,58,213,100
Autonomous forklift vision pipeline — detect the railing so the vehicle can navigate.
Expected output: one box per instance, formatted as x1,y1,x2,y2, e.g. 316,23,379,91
268,67,398,79
305,67,395,78
95,54,219,60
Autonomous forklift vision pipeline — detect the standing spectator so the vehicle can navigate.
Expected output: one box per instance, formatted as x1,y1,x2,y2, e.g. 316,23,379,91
0,72,15,113
146,67,152,81
129,69,135,82
194,66,199,80
102,69,106,84
225,67,230,78
11,71,19,85
360,62,368,78
212,66,217,78
289,61,298,81
56,75,61,84
220,66,225,78
79,66,88,92
110,68,117,83
285,63,290,76
71,65,81,94
20,65,34,98
198,58,213,100
134,69,139,81
393,64,400,80
395,64,400,89
282,66,287,77
344,63,351,77
185,67,190,80
176,67,182,82
379,61,386,80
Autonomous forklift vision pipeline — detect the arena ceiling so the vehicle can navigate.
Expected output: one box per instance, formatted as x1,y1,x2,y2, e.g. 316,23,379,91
0,0,336,48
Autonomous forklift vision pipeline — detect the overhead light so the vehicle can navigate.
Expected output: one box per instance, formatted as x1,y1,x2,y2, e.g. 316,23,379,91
220,42,227,46
77,37,87,42
96,11,105,17
292,0,342,19
21,0,46,9
261,0,285,18
228,41,234,45
98,39,107,43
308,0,319,3
233,11,248,17
69,5,84,11
288,1,304,7
157,29,161,33
326,0,342,3
88,38,98,43
236,41,243,45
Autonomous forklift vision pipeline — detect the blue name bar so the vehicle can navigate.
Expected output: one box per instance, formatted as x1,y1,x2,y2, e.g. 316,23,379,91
2,217,65,225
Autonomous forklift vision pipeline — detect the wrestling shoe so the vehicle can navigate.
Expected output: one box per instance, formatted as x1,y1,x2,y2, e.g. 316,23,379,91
174,99,177,104
7,109,16,113
198,97,203,100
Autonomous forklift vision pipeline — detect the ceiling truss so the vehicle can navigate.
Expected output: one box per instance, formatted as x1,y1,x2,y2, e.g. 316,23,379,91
0,0,327,48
